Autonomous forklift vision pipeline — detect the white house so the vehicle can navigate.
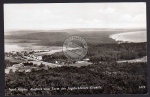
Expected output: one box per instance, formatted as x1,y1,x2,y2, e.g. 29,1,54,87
36,56,42,60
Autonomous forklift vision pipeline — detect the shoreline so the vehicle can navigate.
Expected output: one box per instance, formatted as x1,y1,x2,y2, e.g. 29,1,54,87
109,31,146,43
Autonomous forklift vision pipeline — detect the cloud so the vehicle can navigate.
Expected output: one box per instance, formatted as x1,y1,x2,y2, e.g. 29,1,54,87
98,7,116,14
4,3,146,31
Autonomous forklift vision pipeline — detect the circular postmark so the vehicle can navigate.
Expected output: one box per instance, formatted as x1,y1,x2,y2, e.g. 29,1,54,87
63,36,88,61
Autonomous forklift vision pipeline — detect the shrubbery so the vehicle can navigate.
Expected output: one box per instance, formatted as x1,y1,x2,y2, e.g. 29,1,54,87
5,62,147,95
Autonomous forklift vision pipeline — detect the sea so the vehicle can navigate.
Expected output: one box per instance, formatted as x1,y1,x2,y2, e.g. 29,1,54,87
109,31,147,43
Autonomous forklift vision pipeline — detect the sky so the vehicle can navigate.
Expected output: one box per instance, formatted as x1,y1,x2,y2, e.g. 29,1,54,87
4,3,146,31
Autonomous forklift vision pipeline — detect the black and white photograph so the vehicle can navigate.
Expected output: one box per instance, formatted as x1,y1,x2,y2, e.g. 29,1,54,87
4,3,147,96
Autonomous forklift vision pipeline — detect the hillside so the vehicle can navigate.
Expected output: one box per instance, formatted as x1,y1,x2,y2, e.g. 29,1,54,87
5,28,146,45
5,32,70,46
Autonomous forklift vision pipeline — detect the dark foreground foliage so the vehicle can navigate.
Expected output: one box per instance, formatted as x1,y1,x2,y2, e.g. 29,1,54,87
5,62,147,96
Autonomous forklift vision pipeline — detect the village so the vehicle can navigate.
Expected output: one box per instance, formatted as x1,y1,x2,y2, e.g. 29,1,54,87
5,50,91,74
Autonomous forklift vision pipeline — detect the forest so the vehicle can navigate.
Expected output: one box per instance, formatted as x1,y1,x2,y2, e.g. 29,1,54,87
5,62,147,95
5,42,147,95
42,42,147,64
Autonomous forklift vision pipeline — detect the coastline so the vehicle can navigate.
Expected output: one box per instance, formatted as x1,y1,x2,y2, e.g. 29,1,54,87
109,31,147,63
109,31,146,43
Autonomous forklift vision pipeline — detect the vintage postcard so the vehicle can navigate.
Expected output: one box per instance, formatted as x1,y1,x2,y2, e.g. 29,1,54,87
4,3,147,96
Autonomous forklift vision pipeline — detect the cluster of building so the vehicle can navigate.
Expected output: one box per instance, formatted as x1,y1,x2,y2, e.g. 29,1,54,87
5,51,43,61
5,63,33,74
5,50,92,74
23,54,42,61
